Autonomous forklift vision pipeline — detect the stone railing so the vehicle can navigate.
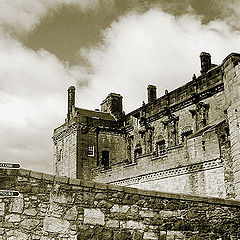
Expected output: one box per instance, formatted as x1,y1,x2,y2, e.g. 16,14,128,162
1,168,240,239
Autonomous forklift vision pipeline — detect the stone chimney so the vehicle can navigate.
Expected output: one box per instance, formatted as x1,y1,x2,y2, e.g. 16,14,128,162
101,93,123,120
147,85,157,103
67,86,75,120
200,52,211,75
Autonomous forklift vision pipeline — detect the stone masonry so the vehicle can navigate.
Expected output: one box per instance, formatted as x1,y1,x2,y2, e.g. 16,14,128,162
1,168,240,239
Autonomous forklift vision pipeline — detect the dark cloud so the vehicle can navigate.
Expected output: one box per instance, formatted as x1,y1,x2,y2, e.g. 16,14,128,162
24,0,240,65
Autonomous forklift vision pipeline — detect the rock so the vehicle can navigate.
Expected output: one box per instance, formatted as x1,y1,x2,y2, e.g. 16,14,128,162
64,206,78,220
110,205,130,213
140,210,155,218
95,193,106,200
0,203,5,216
106,220,119,228
20,219,40,230
43,216,70,233
5,214,21,222
8,196,24,213
143,232,158,240
23,208,38,216
83,208,104,225
120,220,145,230
97,200,112,209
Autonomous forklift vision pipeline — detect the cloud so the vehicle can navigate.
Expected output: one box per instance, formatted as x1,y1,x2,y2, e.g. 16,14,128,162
0,0,113,35
77,9,240,113
0,31,83,173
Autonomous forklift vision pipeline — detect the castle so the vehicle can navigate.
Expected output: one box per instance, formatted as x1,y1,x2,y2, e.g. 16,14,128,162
53,52,240,200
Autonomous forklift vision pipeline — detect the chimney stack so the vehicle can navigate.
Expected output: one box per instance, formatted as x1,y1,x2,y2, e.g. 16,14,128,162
147,85,157,103
101,93,123,120
200,52,211,75
67,86,75,119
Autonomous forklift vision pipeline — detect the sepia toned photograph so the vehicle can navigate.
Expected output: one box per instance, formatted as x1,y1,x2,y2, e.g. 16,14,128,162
1,0,240,239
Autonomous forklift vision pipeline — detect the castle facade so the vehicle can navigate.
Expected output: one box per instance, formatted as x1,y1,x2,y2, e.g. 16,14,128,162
53,52,240,199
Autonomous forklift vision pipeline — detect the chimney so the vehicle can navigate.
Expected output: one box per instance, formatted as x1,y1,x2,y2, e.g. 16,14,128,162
147,85,157,103
67,86,75,119
101,93,123,120
200,52,211,75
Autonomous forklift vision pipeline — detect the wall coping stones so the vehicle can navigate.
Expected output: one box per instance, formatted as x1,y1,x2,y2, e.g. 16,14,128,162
107,184,124,192
94,182,108,190
42,173,55,182
69,178,81,185
18,169,31,177
54,175,69,184
4,168,240,207
30,171,43,180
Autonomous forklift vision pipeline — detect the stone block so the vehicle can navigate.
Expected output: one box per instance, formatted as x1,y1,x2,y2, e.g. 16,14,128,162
30,171,43,180
94,182,108,190
8,196,24,213
19,169,30,177
42,173,55,182
108,184,124,192
23,208,38,216
143,232,158,240
83,208,104,225
81,181,95,188
43,216,70,233
19,219,40,230
105,220,119,228
140,210,155,218
69,178,81,185
121,220,145,230
63,206,78,220
110,204,130,213
95,193,106,200
55,175,69,184
0,202,5,216
5,214,21,222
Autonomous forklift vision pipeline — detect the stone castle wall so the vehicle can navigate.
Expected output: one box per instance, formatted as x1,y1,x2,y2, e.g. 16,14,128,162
53,121,78,179
92,80,232,198
1,168,240,239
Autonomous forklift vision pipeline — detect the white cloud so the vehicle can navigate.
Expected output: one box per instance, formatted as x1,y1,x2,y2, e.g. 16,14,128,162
77,9,240,113
0,31,82,173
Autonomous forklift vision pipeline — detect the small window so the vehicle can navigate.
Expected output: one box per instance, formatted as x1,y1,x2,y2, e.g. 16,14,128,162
102,150,110,170
87,146,94,156
58,149,63,161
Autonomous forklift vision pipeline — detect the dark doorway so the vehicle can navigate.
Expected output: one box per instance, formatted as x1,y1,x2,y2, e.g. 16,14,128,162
102,150,110,170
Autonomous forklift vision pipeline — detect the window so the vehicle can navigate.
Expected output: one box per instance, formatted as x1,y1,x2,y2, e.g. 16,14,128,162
156,140,166,156
58,149,63,161
102,150,110,170
87,146,94,156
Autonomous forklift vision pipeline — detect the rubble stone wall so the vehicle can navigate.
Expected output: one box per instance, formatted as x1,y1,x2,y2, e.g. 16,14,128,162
1,168,240,240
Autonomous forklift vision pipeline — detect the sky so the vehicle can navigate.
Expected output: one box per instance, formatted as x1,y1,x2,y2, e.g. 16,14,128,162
0,0,240,173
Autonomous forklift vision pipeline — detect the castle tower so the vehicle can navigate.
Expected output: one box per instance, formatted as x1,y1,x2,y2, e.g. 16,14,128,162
222,53,240,199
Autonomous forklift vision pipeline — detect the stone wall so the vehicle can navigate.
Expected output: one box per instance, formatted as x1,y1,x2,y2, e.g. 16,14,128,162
223,54,240,199
1,168,240,239
53,121,78,179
